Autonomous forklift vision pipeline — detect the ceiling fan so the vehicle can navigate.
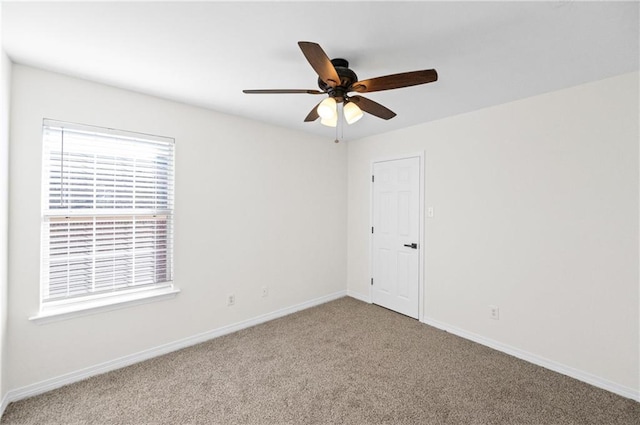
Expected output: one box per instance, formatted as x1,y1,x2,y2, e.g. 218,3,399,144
243,41,438,127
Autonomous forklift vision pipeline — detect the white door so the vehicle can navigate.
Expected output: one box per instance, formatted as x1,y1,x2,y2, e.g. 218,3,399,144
371,157,421,319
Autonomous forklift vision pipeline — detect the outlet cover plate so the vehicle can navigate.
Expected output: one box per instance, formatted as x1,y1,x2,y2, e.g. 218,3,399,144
489,305,499,320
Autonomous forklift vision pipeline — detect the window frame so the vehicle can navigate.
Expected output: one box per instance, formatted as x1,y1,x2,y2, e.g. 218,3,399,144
31,119,179,323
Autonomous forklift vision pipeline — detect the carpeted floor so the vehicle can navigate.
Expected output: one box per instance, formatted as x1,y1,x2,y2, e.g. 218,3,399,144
2,297,639,424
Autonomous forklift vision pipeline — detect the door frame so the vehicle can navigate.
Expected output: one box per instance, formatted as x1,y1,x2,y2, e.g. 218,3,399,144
369,152,425,321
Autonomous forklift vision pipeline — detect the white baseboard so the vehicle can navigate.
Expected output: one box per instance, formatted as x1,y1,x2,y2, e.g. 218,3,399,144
346,290,370,303
421,316,640,402
5,290,347,405
0,392,9,420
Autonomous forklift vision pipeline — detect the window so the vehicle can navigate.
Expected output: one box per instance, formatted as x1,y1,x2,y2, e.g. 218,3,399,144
37,119,176,320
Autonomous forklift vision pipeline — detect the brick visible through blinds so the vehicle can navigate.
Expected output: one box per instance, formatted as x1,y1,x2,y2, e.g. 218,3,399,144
41,119,175,304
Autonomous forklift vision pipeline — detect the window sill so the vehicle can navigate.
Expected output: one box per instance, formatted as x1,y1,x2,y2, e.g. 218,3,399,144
29,286,181,325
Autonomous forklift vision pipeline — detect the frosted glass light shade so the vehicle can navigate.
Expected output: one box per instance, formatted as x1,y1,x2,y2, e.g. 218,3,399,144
317,97,337,119
344,101,363,124
320,114,338,127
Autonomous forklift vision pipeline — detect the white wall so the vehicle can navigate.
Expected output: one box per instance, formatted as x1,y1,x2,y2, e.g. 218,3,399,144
0,21,12,407
5,63,638,401
347,72,639,395
7,65,347,390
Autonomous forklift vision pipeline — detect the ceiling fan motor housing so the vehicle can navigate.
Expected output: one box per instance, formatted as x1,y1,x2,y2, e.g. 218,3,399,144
318,58,358,102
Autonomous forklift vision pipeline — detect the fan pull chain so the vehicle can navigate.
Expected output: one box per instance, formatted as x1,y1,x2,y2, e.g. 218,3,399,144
334,103,343,143
340,104,344,141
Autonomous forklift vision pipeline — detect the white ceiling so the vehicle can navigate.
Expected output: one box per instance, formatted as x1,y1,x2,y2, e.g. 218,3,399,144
2,1,638,141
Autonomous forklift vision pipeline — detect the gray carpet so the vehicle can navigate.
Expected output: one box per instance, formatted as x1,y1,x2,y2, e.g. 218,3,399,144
2,297,639,424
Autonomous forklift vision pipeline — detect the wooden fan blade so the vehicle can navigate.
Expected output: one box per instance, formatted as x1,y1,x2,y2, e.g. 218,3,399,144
349,95,396,120
350,69,438,93
243,89,324,94
304,101,321,122
298,41,340,88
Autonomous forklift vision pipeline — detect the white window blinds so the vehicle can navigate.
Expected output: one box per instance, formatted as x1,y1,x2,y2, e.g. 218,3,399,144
41,119,175,306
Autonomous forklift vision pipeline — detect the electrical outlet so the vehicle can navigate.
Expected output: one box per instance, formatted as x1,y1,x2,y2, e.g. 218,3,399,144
489,305,499,320
261,286,269,298
427,207,434,218
227,294,235,306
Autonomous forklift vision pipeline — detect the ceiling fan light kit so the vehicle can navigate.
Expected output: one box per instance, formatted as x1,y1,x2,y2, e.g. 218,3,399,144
317,94,363,127
243,41,438,132
343,101,364,125
317,97,337,120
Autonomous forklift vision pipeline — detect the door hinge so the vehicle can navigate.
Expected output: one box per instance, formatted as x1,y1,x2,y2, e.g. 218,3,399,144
371,227,374,234
371,278,373,286
372,175,375,182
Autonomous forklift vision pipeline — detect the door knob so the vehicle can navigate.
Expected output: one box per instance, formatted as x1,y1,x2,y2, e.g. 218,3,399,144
403,243,418,249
